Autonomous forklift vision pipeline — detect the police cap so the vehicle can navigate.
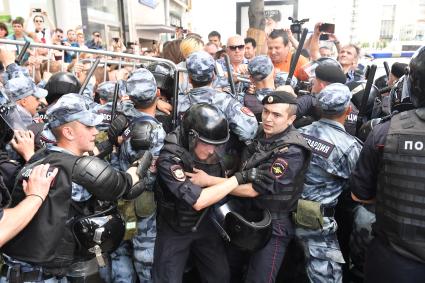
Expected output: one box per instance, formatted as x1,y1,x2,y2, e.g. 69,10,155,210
262,91,297,105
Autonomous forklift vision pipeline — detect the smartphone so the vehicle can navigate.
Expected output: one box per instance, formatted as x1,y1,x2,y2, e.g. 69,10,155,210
319,34,329,41
112,37,119,43
33,8,42,13
319,23,335,34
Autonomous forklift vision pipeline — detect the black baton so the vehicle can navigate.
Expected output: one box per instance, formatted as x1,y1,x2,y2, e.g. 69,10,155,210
78,58,101,96
286,28,308,85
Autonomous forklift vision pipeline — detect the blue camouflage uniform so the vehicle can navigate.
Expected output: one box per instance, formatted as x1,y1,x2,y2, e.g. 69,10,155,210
117,68,165,283
349,204,375,277
0,93,109,283
178,51,258,142
274,71,298,89
244,55,274,116
94,80,127,132
296,83,363,283
3,76,48,161
5,76,48,126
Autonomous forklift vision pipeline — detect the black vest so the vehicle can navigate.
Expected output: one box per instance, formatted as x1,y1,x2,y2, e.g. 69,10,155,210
376,109,425,263
156,131,225,232
2,152,80,271
243,126,311,217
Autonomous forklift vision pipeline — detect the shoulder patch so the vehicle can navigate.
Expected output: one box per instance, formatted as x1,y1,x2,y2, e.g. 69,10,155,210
241,107,255,117
170,164,186,182
302,134,335,159
271,158,288,178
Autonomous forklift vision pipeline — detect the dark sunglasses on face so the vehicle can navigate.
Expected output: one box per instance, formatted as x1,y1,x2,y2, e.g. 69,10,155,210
228,45,245,51
94,34,101,37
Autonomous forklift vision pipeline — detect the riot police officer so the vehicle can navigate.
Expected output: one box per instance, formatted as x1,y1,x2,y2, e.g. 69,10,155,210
117,67,166,283
245,55,275,119
0,91,57,247
153,103,270,283
1,93,151,282
350,46,425,283
177,50,258,143
295,83,362,282
188,91,312,282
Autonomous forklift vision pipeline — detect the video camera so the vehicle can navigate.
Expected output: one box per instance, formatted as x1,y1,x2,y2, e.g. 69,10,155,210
289,17,309,34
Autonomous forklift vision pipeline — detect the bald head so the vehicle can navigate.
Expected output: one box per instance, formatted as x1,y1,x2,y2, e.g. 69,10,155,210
226,35,245,65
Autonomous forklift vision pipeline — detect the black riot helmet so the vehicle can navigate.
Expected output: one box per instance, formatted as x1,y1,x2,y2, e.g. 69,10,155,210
181,103,229,149
73,205,125,258
44,72,81,104
407,46,425,108
147,62,175,100
346,80,379,119
214,199,272,252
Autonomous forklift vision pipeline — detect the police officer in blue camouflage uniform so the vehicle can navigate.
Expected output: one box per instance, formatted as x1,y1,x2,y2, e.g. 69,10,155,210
94,80,126,132
178,50,258,143
295,83,362,283
5,76,48,126
117,68,165,283
274,71,298,89
245,55,274,119
1,93,151,283
349,46,425,283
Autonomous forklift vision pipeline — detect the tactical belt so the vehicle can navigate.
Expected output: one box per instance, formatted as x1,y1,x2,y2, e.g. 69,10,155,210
1,264,53,282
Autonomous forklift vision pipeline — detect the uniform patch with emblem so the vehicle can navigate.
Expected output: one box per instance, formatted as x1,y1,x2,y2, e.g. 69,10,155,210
267,96,273,103
241,107,255,117
171,165,186,181
271,158,288,178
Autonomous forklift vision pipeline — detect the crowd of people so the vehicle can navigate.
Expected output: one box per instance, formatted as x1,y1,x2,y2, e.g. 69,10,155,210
0,10,424,283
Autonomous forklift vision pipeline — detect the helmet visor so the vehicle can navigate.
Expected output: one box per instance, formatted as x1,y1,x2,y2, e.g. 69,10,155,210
0,91,27,130
189,136,226,165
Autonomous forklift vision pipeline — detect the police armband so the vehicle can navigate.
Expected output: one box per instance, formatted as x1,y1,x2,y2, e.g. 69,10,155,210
129,121,153,151
123,151,153,200
72,156,127,201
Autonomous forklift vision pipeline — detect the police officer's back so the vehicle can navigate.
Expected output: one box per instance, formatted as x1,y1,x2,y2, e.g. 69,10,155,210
350,46,425,283
296,83,362,283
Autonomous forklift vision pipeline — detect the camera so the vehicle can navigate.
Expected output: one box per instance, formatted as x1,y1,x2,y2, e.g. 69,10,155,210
33,8,42,13
319,23,335,34
288,17,309,39
112,37,119,43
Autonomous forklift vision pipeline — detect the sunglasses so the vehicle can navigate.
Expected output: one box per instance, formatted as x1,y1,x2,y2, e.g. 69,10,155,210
94,34,101,37
228,45,245,51
34,20,44,23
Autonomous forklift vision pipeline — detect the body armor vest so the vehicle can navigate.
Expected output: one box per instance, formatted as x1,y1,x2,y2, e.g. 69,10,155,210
156,131,226,232
376,108,425,263
243,127,311,216
2,152,79,271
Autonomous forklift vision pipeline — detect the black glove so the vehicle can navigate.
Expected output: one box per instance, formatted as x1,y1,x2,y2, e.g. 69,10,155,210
234,164,275,192
133,150,153,178
107,114,128,146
